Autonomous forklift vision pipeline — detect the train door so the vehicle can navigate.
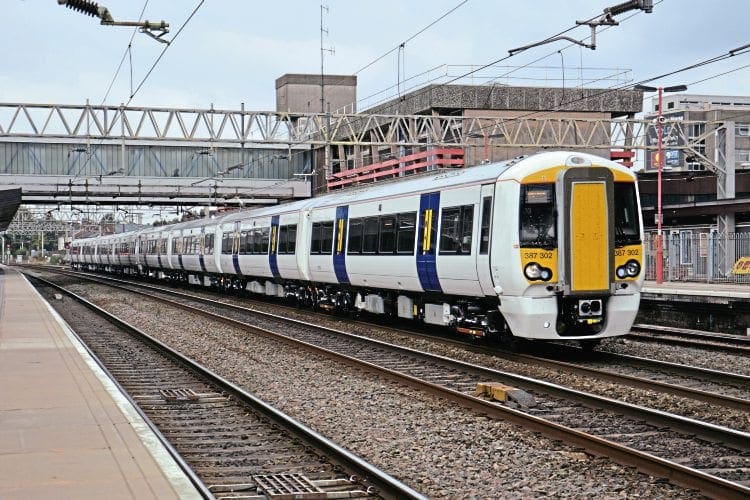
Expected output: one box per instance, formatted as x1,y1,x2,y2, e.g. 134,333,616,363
333,206,350,284
231,221,241,275
476,184,496,295
198,226,207,273
417,192,441,292
269,215,280,278
136,235,143,271
211,224,223,274
297,210,312,282
561,167,614,294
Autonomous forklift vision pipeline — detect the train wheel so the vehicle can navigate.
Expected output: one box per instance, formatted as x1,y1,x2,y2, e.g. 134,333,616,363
484,311,505,342
496,323,519,350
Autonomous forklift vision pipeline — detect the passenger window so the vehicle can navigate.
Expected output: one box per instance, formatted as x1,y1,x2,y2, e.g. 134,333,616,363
287,224,297,254
222,232,233,254
348,219,363,254
245,229,255,255
310,222,334,255
260,227,270,254
379,216,396,253
480,196,492,254
278,224,297,254
238,232,245,254
397,212,416,254
440,205,474,255
311,223,322,254
440,207,461,253
321,221,334,255
278,226,287,254
460,206,473,254
362,217,379,254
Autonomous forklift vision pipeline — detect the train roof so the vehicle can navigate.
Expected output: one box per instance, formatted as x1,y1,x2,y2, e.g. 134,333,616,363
219,151,631,221
72,151,632,241
217,156,518,224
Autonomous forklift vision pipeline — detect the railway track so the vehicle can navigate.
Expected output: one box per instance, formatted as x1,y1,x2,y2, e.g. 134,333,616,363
630,324,750,355
27,273,424,500
34,267,750,413
516,344,750,412
27,267,750,498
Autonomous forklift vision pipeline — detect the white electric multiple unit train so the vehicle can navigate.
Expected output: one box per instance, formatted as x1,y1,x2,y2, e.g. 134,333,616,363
69,151,644,345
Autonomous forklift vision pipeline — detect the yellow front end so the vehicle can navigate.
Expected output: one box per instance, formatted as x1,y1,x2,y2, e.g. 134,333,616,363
500,155,643,341
570,181,610,293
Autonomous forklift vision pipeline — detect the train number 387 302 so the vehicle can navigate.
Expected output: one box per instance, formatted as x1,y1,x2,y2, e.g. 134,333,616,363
615,248,640,257
523,251,554,260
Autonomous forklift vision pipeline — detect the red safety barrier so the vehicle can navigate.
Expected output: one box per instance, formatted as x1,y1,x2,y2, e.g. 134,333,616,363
610,149,634,168
327,147,465,189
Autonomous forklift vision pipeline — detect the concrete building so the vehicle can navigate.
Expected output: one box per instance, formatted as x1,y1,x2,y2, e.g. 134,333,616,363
642,93,750,173
316,84,642,192
637,93,750,281
275,73,357,114
366,84,643,165
638,93,750,228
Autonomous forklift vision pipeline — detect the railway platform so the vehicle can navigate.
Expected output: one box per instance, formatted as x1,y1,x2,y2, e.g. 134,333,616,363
642,280,750,302
0,265,200,499
640,280,750,335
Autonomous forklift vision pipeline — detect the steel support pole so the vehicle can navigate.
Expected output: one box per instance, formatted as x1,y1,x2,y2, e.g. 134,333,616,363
656,87,664,284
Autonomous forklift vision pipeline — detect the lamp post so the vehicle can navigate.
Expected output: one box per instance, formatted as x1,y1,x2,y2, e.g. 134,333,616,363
635,83,687,283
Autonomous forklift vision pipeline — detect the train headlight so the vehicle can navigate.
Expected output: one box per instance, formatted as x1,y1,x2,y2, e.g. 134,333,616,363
524,262,553,282
625,259,641,277
524,262,542,280
616,259,641,279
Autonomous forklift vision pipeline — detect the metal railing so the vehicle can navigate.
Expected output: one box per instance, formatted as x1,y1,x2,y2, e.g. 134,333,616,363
642,232,750,284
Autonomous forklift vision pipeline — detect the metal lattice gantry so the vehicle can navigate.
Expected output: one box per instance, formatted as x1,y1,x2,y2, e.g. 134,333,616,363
0,102,738,247
0,101,724,150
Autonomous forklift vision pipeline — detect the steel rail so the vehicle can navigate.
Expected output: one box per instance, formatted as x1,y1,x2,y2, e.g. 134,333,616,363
35,269,750,499
26,272,426,500
633,323,750,345
629,327,750,356
31,267,750,410
40,267,750,410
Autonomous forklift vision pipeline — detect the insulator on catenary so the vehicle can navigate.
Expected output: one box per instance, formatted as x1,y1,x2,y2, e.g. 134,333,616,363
59,0,101,18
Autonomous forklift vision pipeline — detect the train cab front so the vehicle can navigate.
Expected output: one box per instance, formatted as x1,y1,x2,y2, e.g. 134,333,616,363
501,154,644,341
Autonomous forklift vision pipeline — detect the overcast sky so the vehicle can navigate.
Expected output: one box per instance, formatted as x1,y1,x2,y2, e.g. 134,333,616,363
2,0,749,112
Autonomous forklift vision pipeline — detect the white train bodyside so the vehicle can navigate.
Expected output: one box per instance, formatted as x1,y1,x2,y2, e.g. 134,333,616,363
69,151,643,344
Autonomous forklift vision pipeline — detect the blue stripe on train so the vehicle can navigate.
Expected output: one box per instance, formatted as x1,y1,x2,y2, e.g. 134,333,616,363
199,254,207,273
269,215,280,278
232,254,241,275
333,206,350,284
417,192,442,292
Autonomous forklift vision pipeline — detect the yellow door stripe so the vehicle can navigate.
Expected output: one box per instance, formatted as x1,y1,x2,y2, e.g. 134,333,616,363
571,182,608,291
337,218,344,253
422,209,433,253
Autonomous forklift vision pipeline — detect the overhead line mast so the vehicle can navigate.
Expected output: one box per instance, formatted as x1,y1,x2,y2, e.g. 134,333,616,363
57,0,170,44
